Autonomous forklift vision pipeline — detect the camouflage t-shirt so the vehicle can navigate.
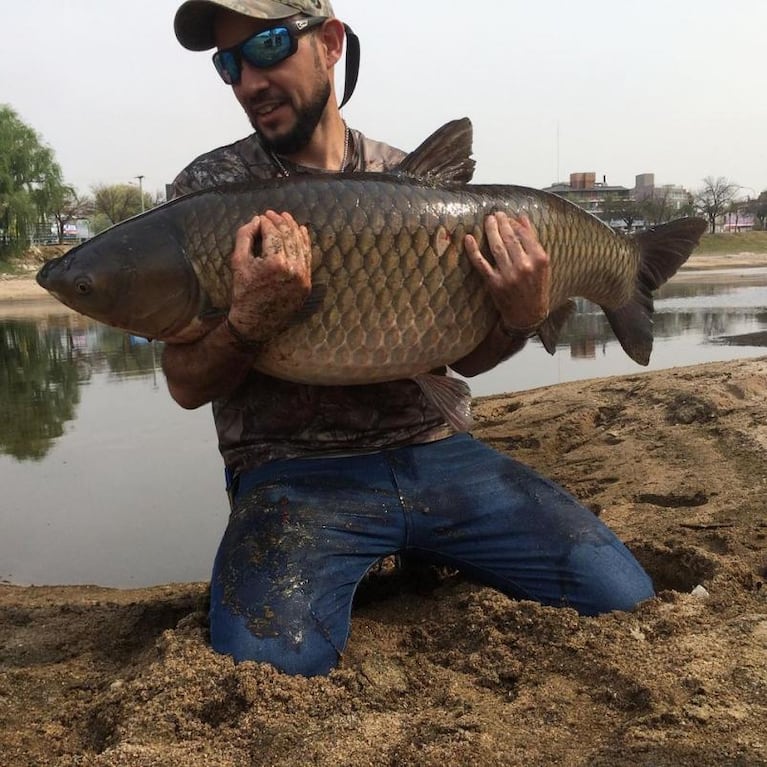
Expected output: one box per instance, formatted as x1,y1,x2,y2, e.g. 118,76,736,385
172,129,453,474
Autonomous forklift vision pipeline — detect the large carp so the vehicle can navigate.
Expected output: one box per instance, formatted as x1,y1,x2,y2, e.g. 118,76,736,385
37,118,706,425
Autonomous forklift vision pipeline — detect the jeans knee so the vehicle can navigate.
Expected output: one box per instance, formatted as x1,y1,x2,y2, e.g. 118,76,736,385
210,606,340,677
595,567,654,614
601,570,654,614
567,542,655,616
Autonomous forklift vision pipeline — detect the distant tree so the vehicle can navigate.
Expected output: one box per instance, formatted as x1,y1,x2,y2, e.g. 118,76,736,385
639,190,695,227
600,195,641,232
694,176,740,233
50,186,93,243
724,198,753,232
91,183,153,232
0,105,66,256
745,190,767,231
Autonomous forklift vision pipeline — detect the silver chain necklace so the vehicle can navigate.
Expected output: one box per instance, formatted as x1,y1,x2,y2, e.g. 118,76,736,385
270,124,350,178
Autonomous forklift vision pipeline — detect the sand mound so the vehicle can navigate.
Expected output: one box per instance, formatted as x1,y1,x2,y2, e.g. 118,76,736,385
2,357,766,766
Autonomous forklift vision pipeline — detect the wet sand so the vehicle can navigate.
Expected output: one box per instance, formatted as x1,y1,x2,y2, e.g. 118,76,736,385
2,253,767,766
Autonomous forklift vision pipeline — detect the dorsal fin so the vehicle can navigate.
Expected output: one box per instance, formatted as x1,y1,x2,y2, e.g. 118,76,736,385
396,118,475,187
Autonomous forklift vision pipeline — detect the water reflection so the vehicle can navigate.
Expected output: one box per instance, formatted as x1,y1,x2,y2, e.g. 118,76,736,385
463,270,767,395
716,330,767,347
0,321,81,460
555,279,767,353
0,315,161,461
551,299,767,357
0,300,223,588
1,269,766,587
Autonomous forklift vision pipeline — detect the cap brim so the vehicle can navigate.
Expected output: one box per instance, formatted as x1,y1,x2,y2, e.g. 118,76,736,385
174,0,304,51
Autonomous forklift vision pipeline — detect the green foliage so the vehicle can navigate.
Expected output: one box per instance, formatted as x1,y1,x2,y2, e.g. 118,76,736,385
0,259,19,275
600,194,641,231
91,183,150,232
638,194,694,226
0,321,81,461
0,105,66,257
694,230,767,256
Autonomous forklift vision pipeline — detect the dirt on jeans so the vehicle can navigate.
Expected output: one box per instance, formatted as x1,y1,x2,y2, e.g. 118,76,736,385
1,350,767,766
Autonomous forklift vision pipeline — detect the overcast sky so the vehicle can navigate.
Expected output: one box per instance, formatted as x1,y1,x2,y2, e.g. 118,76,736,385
3,0,765,200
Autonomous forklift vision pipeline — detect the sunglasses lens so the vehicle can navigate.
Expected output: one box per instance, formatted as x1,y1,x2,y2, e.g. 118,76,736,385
212,22,310,84
213,51,239,84
242,26,293,67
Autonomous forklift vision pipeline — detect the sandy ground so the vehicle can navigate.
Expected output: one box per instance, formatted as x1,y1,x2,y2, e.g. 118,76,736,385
2,255,767,765
679,252,767,272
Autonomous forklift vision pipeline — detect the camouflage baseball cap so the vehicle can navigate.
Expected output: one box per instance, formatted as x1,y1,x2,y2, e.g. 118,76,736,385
175,0,336,51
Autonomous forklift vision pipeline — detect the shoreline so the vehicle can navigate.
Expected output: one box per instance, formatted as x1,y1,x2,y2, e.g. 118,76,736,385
3,251,767,303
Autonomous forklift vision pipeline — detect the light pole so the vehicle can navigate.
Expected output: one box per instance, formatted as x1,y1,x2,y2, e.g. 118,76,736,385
135,175,145,213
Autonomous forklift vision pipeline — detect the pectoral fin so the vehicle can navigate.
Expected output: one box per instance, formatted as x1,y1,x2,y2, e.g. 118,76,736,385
537,300,577,355
414,373,474,432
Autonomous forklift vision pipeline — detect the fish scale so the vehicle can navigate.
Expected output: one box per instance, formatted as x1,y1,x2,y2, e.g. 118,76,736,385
162,178,478,381
151,177,636,384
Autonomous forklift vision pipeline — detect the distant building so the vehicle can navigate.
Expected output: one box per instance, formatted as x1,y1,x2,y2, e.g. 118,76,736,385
32,218,92,245
543,173,631,216
545,171,692,229
633,173,690,211
722,209,755,232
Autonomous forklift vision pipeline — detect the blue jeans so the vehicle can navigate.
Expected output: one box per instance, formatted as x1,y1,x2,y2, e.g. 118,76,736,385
210,434,653,676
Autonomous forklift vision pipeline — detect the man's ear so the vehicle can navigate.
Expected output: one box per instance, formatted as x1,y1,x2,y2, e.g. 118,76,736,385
319,18,345,67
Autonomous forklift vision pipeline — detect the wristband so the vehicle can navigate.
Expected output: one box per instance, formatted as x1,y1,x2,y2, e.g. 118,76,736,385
224,317,262,352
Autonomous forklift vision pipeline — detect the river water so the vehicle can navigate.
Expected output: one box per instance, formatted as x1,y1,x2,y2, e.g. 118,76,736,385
2,268,766,587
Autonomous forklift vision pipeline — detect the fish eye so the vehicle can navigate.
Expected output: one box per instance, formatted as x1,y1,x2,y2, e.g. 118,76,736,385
74,277,92,295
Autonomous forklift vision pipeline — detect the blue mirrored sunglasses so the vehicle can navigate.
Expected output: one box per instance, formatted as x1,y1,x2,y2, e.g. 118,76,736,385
212,16,328,85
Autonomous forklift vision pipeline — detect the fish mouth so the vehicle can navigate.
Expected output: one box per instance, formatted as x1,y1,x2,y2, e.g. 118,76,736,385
36,257,79,308
36,257,60,289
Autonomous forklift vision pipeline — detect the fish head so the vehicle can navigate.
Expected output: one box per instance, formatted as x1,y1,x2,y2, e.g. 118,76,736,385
36,212,203,341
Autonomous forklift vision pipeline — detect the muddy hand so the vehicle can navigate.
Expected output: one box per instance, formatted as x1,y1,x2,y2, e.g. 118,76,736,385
227,210,313,343
465,212,551,334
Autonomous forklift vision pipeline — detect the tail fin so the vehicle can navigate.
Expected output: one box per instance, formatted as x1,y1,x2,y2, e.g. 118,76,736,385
603,217,707,365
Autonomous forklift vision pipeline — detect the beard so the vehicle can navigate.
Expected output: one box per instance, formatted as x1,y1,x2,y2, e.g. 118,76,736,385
252,76,331,157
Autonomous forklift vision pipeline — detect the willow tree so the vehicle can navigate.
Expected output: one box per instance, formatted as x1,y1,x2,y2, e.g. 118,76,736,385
0,105,65,256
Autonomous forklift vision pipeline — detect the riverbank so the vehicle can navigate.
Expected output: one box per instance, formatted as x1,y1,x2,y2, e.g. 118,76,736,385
4,250,767,304
2,355,767,766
